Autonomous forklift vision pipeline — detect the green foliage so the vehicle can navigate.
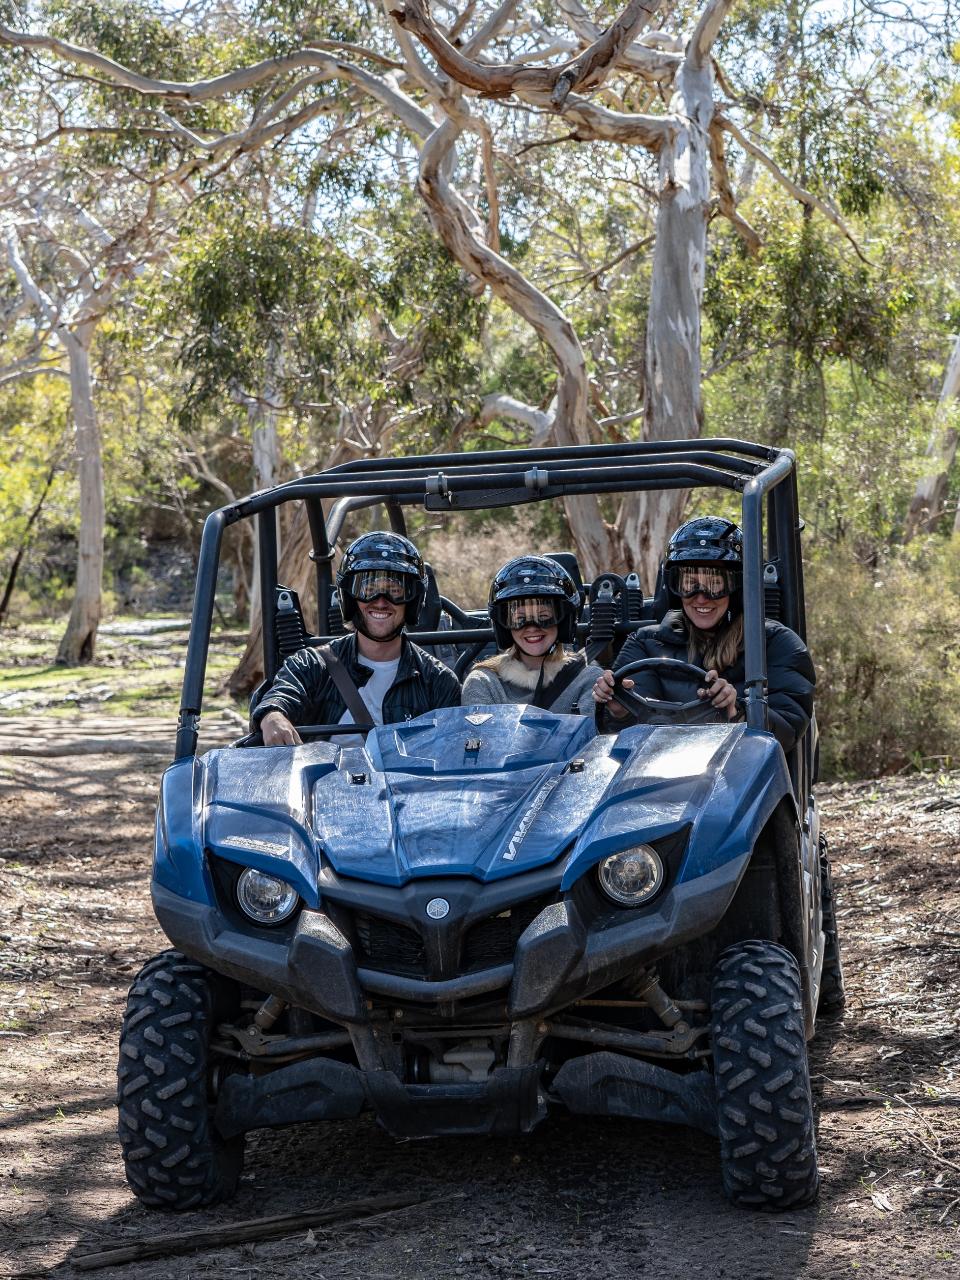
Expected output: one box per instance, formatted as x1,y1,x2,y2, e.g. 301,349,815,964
706,215,914,374
50,0,195,78
152,199,484,448
808,543,960,777
163,216,370,427
45,0,232,170
250,0,366,51
0,372,74,612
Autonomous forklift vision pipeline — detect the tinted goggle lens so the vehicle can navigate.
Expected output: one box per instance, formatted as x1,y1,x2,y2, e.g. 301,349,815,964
349,570,415,604
670,567,738,600
502,597,560,630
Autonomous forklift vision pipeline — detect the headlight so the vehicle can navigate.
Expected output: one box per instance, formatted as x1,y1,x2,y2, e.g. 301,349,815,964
597,845,664,907
236,868,299,925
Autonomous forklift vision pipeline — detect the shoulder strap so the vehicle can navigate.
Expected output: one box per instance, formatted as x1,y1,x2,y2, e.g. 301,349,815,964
531,653,586,711
318,645,374,728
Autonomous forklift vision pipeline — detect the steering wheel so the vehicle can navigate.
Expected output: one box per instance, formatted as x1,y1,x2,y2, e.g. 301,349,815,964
610,658,725,725
233,723,375,748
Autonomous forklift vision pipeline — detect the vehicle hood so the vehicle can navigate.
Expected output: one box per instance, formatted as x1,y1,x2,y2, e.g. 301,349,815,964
181,705,790,894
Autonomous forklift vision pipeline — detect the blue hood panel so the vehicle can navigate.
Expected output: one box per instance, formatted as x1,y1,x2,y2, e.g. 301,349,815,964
186,705,791,890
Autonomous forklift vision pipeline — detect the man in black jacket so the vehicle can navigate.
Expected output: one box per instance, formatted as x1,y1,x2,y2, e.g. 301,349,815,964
255,532,460,746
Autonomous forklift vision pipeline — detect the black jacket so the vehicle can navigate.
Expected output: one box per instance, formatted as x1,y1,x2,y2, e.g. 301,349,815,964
612,610,815,752
252,632,460,730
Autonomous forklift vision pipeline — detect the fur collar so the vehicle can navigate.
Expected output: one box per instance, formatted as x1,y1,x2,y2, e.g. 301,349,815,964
480,650,566,691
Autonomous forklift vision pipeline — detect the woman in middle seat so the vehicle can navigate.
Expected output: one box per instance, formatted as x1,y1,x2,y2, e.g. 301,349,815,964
461,555,600,713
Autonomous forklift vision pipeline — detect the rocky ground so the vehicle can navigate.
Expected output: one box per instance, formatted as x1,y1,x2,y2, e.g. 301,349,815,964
1,732,958,1280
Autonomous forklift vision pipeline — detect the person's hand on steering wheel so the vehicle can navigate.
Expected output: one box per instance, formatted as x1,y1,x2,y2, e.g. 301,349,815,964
699,669,738,720
260,710,303,746
592,669,633,719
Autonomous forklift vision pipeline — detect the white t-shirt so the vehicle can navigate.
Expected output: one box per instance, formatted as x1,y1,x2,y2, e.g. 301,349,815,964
336,655,401,747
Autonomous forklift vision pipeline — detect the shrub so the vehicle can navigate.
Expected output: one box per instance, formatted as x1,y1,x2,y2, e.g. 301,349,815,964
807,541,960,778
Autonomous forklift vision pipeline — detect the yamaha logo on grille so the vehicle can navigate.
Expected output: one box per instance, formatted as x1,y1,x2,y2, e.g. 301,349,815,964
425,897,450,919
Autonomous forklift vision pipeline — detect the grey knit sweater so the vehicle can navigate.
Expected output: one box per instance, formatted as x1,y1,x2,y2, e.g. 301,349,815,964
461,651,600,716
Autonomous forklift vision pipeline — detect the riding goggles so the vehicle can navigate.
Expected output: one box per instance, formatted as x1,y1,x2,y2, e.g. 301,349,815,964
669,566,739,600
348,569,418,605
501,597,560,631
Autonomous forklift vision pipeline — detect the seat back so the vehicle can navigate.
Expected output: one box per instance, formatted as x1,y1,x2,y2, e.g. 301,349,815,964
418,562,443,630
544,551,584,596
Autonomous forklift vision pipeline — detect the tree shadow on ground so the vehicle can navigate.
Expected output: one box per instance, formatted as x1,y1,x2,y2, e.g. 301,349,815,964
14,1111,821,1280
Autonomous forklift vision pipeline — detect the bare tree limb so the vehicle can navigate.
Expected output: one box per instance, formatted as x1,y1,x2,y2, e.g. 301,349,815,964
4,227,61,329
555,0,679,79
380,0,449,99
391,0,665,103
716,113,871,263
475,392,553,436
462,0,520,57
708,121,761,252
689,0,738,70
0,360,70,387
0,24,400,103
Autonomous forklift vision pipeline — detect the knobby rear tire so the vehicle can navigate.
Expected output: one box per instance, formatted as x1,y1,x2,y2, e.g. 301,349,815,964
117,949,244,1210
711,940,820,1210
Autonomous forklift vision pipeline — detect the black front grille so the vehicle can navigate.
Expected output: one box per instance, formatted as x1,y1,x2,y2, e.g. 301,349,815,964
462,897,552,971
353,913,428,976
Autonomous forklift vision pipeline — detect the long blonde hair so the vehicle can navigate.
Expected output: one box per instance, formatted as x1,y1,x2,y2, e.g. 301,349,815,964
476,643,570,672
686,613,744,673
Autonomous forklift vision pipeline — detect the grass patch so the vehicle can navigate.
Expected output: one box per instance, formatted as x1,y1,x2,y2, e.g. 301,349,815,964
0,624,247,721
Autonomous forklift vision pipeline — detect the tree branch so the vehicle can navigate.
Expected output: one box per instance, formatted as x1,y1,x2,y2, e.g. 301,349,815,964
707,121,761,253
391,0,666,103
688,0,738,71
0,24,401,103
476,392,553,439
716,114,872,263
555,0,679,80
462,0,520,56
380,0,449,99
0,359,70,387
4,228,60,329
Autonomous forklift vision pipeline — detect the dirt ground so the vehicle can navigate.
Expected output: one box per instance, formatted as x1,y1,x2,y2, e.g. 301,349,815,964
1,740,959,1280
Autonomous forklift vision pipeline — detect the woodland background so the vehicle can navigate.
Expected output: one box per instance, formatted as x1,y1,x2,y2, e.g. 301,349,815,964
1,0,960,779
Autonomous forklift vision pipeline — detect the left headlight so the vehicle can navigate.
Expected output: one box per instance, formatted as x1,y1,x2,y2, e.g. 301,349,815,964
597,844,664,907
236,868,300,925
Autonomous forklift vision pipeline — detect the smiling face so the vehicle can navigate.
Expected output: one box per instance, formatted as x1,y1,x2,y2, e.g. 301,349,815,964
682,591,731,630
356,593,405,640
671,565,735,631
514,620,559,658
505,596,560,660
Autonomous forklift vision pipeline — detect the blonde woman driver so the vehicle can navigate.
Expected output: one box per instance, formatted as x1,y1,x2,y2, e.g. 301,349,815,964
592,517,815,751
461,555,599,713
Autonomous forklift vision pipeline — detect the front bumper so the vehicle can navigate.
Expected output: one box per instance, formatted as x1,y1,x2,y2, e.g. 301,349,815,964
153,850,748,1025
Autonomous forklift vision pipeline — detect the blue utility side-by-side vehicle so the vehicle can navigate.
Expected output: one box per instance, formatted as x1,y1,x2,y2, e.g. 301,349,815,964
118,440,844,1212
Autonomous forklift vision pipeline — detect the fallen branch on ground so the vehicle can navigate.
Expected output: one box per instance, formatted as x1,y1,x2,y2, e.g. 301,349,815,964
68,1191,432,1271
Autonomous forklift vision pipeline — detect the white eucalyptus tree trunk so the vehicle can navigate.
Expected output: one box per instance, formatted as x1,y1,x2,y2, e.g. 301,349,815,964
904,334,960,540
247,341,282,628
617,25,722,587
56,320,105,664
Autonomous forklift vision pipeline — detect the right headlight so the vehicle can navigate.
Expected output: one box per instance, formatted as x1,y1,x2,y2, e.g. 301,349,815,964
597,844,664,907
236,867,300,925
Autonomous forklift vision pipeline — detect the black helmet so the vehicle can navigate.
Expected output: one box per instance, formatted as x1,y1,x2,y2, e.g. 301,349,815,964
664,517,743,612
488,555,580,650
336,531,427,634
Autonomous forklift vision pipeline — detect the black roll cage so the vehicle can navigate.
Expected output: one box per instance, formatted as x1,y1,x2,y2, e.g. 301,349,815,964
176,438,806,768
